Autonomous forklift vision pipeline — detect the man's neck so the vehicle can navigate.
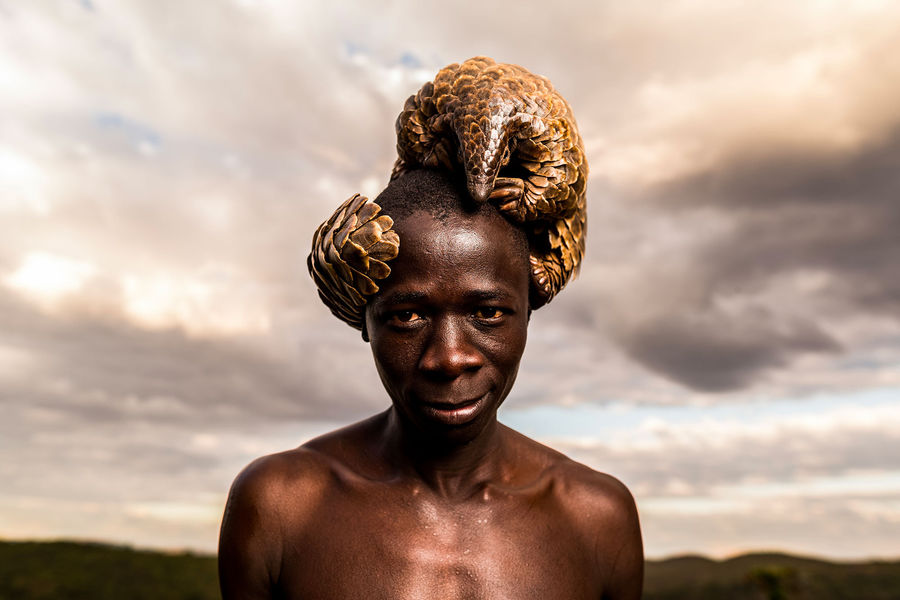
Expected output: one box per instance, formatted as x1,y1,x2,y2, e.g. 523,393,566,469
380,407,512,500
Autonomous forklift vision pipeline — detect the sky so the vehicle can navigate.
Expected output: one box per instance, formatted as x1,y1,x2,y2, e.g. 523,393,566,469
1,0,899,560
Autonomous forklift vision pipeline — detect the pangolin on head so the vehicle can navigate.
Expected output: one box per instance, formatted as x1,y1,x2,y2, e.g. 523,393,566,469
392,56,588,307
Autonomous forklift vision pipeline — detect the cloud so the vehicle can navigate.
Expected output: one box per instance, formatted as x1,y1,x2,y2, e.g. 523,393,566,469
552,402,900,498
0,290,385,428
641,494,900,559
3,1,896,398
616,308,841,391
571,34,900,390
593,125,900,390
500,394,900,559
547,401,900,558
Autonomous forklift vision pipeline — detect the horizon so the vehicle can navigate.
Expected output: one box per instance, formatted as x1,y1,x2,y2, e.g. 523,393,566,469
4,535,899,564
1,1,899,562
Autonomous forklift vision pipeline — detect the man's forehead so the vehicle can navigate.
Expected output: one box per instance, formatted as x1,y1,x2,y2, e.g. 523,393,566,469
390,210,525,268
396,213,498,256
371,218,529,310
393,206,524,247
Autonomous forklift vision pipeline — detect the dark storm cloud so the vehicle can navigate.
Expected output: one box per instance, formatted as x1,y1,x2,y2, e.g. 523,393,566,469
684,129,900,315
600,123,900,390
0,290,384,428
619,310,840,391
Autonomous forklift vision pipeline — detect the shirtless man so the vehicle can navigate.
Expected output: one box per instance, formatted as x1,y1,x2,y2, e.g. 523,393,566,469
218,169,643,599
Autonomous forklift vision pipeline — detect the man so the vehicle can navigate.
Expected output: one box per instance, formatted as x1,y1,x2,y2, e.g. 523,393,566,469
218,169,643,599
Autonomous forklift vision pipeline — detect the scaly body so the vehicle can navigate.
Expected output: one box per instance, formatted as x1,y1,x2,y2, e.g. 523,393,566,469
393,56,587,306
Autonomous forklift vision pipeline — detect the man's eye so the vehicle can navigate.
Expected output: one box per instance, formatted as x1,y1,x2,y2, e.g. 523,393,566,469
389,310,422,324
473,307,504,320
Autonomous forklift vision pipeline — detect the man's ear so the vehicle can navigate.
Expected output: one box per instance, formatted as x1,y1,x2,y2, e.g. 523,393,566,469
361,322,370,342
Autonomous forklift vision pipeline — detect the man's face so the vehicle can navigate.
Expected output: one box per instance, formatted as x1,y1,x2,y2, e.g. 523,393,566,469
365,208,530,437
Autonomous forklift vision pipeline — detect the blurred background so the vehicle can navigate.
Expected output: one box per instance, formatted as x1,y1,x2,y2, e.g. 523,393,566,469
1,0,898,562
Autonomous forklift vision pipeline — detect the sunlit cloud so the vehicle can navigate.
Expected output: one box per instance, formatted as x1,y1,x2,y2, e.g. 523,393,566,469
4,252,96,305
0,149,52,215
120,265,271,336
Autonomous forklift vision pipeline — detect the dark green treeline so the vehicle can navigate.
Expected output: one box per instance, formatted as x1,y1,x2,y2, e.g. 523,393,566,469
1,540,899,599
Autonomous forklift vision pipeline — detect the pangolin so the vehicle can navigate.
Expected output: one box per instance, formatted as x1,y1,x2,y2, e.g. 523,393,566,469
307,193,400,330
393,56,587,308
308,56,587,330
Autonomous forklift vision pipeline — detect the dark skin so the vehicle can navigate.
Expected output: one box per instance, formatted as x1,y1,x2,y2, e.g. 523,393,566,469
219,207,643,599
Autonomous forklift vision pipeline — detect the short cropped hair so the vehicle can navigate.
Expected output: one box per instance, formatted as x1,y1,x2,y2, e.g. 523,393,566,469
374,169,530,261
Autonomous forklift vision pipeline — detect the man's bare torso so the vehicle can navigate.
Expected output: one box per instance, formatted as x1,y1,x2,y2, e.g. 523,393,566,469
219,412,642,599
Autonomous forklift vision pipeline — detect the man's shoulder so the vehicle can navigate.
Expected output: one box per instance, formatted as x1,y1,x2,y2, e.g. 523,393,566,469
229,412,387,507
300,412,385,462
539,442,643,578
505,426,638,521
226,446,334,519
218,446,338,593
557,457,636,515
506,428,642,581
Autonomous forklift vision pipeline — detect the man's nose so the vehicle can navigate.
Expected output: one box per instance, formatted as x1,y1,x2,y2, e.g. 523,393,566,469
419,316,484,377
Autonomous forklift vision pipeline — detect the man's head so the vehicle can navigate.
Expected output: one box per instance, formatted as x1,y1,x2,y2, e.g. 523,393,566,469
363,170,531,438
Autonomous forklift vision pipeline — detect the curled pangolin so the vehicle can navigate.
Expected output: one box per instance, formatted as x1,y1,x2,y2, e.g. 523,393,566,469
308,56,587,329
307,193,399,330
393,56,587,308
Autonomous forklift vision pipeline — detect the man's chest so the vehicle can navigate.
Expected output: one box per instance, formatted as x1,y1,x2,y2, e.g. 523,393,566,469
276,487,601,599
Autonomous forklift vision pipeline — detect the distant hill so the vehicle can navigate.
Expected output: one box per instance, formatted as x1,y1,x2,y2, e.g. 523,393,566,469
644,552,900,600
1,539,898,599
0,540,218,600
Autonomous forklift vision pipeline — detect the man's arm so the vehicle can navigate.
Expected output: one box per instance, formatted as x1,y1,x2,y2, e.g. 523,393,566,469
218,458,284,600
599,477,644,600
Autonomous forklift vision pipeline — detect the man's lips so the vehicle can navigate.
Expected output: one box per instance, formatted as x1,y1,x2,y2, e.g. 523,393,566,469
423,396,482,409
419,393,488,425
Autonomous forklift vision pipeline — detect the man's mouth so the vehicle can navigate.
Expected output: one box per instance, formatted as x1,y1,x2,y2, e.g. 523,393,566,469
420,394,487,426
